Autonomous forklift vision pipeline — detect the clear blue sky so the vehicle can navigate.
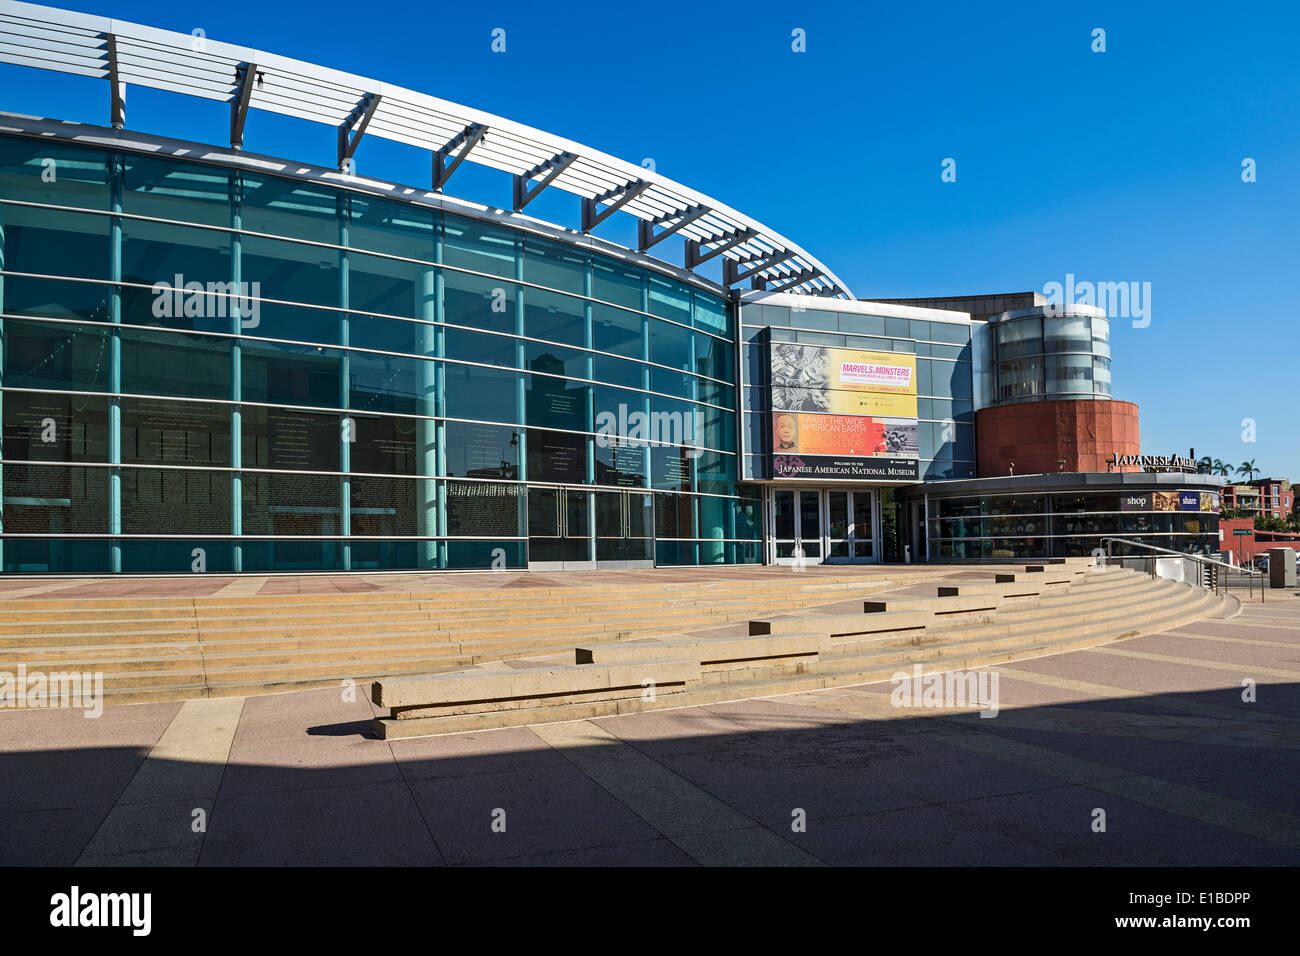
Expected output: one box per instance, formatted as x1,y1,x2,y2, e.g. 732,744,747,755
5,0,1298,479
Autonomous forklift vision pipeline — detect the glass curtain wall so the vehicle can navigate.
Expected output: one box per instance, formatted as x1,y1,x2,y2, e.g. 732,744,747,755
0,134,759,572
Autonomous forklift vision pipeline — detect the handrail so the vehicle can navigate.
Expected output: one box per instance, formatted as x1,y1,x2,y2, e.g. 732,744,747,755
1099,536,1264,603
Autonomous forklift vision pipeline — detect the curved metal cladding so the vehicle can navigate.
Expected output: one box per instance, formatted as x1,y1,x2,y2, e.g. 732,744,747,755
0,120,769,573
0,1,852,299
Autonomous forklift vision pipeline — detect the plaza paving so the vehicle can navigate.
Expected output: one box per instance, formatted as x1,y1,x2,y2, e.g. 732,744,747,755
2,588,1298,866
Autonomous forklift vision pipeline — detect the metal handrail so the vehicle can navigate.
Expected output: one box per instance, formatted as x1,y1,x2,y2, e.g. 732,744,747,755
1099,537,1265,603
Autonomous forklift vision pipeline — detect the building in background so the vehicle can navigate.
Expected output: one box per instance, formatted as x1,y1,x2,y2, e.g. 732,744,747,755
1222,479,1292,519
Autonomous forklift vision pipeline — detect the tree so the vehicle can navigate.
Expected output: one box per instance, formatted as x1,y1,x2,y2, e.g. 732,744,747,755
1197,456,1213,474
1237,459,1259,481
1256,514,1286,533
1213,458,1231,477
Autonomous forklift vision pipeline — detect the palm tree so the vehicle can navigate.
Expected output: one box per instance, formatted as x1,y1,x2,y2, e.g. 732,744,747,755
1237,459,1259,481
1213,458,1230,477
1197,456,1213,474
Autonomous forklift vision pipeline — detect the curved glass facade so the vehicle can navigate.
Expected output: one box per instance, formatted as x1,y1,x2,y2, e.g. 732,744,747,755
992,307,1111,403
0,133,761,572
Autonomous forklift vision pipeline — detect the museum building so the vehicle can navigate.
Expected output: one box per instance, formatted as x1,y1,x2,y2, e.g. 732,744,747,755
0,3,1223,573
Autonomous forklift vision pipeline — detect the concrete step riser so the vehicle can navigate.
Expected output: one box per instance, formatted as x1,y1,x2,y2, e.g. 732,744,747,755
821,594,1216,671
372,592,1228,738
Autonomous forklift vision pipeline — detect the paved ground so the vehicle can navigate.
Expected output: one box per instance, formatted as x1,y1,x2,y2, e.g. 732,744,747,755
3,589,1298,866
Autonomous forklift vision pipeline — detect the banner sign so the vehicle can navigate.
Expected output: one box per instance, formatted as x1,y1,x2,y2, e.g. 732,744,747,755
769,342,919,478
770,342,919,418
773,454,920,481
772,413,918,457
1121,490,1217,512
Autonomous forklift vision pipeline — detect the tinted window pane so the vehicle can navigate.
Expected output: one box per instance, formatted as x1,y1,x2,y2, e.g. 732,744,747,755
525,370,588,430
121,329,231,400
348,350,431,416
122,398,229,466
123,155,231,226
445,326,517,368
348,195,438,262
2,206,111,279
349,313,432,356
240,175,339,243
3,391,111,462
350,413,431,476
524,237,587,295
2,319,111,392
651,318,691,371
122,468,231,535
2,463,109,533
0,138,110,209
445,364,520,424
593,303,644,358
593,258,643,309
241,236,339,308
349,252,435,321
1,276,112,323
524,286,586,345
443,215,517,278
241,406,340,471
446,480,524,536
444,269,517,335
444,421,520,479
243,340,343,408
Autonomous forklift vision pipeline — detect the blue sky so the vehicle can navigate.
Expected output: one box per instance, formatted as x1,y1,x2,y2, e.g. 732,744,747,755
5,0,1298,478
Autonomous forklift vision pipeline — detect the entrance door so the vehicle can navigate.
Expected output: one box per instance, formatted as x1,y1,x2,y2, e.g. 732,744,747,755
772,488,823,565
826,489,876,563
594,489,654,569
527,487,594,570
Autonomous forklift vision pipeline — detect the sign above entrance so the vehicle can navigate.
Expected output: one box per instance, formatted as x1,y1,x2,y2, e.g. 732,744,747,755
773,454,920,481
1105,452,1197,473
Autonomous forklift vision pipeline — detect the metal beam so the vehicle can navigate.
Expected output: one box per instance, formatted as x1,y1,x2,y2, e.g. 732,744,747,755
230,62,258,150
723,249,796,287
768,268,821,293
581,179,649,233
636,204,709,252
684,228,756,269
433,122,487,192
337,93,382,170
512,151,577,211
104,32,124,129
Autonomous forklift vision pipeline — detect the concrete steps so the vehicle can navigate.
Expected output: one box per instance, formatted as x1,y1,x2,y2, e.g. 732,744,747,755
371,563,1241,738
0,571,942,705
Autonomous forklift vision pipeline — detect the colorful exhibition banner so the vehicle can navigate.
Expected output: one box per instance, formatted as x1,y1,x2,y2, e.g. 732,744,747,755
770,342,916,394
769,342,920,479
769,342,919,418
772,412,918,458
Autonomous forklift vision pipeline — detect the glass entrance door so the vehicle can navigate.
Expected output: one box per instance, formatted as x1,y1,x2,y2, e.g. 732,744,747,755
594,490,654,568
772,488,823,565
826,489,876,563
527,487,594,570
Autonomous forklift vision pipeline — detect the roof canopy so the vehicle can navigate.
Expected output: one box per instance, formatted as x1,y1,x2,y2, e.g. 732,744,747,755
0,1,852,298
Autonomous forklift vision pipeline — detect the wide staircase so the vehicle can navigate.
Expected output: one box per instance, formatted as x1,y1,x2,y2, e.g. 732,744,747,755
0,571,945,706
371,560,1241,738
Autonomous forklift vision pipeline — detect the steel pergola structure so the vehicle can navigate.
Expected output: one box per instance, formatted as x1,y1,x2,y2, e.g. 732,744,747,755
0,1,853,298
